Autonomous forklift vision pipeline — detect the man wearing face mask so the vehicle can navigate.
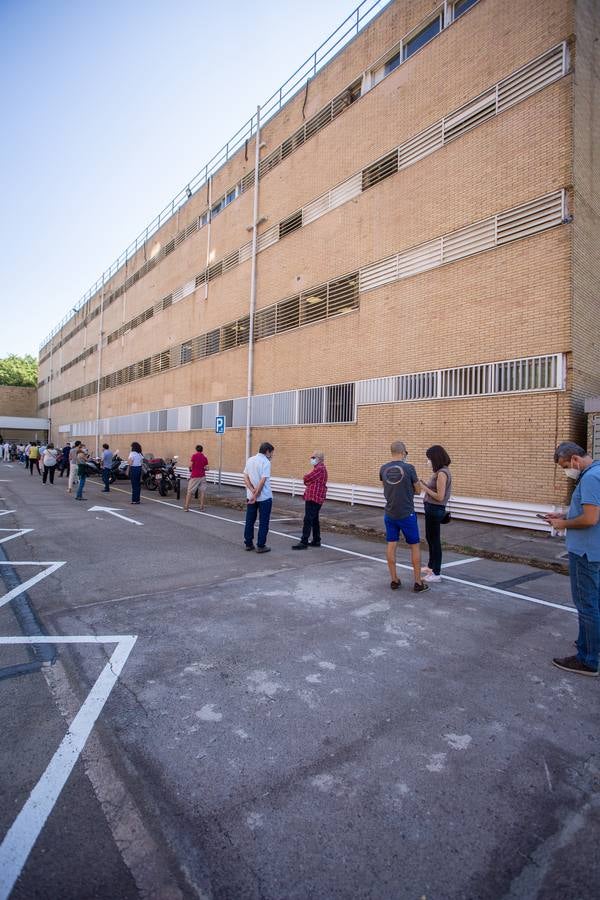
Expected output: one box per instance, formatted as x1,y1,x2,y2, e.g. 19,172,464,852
292,451,328,549
546,441,600,676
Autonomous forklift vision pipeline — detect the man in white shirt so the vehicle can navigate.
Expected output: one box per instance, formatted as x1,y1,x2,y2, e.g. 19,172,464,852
243,442,274,553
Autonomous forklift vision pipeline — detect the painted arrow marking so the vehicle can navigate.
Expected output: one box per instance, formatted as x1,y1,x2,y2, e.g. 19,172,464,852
88,506,142,526
0,510,15,516
0,528,34,545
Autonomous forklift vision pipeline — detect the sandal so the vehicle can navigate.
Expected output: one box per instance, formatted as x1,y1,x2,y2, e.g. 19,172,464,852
390,580,401,590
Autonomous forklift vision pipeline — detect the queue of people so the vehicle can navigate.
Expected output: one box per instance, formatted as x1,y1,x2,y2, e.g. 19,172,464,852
14,429,599,678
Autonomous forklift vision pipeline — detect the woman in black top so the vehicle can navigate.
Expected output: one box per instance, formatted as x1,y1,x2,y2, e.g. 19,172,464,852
419,445,452,583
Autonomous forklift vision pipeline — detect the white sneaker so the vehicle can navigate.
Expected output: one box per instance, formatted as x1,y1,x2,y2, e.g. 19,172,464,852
424,573,442,583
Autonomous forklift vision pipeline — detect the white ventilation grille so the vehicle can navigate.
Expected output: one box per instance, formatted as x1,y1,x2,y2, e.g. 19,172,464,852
398,121,443,169
359,190,564,295
442,218,496,262
498,43,566,113
302,194,331,226
238,242,253,263
355,376,397,405
496,192,563,245
257,225,279,253
359,255,398,293
251,394,274,427
172,280,195,304
443,90,496,143
329,173,363,210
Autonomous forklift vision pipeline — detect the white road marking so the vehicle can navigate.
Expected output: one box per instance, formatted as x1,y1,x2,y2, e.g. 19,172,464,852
0,561,66,608
85,483,575,615
0,634,137,900
0,528,34,545
88,506,143,526
0,509,16,516
441,557,481,568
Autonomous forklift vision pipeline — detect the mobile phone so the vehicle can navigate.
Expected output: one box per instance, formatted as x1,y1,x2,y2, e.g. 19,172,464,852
536,513,549,520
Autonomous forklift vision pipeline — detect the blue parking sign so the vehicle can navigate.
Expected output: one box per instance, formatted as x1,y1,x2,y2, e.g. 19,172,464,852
215,415,226,434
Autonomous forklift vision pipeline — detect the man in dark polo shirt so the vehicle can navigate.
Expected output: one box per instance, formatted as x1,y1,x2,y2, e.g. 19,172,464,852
379,441,428,593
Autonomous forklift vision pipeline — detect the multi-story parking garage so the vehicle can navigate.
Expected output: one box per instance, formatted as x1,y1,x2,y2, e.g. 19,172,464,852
38,0,600,526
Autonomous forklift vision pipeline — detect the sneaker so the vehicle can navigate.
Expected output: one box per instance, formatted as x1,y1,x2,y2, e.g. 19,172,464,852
424,573,442,583
552,655,598,677
292,542,308,550
413,582,429,593
307,541,321,547
244,544,255,551
256,546,271,554
421,566,433,576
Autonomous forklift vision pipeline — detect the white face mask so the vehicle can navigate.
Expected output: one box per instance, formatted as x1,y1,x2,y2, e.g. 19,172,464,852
563,467,579,480
426,459,433,470
310,457,318,466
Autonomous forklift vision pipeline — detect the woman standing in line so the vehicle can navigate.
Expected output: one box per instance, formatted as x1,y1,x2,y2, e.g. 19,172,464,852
419,445,452,584
42,443,58,484
128,441,144,504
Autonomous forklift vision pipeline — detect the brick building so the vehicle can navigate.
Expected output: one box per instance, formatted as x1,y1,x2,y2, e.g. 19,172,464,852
37,0,600,526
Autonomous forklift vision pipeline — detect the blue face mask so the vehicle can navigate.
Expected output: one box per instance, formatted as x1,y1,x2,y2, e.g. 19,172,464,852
310,457,318,466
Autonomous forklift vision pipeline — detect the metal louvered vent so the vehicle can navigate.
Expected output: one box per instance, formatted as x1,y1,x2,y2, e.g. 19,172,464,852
279,210,302,239
362,149,399,191
356,376,397,406
330,173,362,210
442,219,496,262
257,225,279,253
498,43,566,112
255,307,277,340
398,121,443,169
443,90,496,142
397,371,438,401
302,194,330,226
496,191,563,245
299,387,324,424
359,256,398,293
223,250,240,273
397,240,442,279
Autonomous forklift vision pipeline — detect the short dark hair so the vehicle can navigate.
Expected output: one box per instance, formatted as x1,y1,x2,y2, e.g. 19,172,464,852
102,443,109,449
426,445,451,472
554,441,586,463
131,441,142,453
74,440,81,447
196,445,203,452
259,442,274,455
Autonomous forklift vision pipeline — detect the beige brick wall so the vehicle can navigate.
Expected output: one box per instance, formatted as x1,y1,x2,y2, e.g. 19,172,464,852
0,386,38,417
39,0,587,513
571,0,600,444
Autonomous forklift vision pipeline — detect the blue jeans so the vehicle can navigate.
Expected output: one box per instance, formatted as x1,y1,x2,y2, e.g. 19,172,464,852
102,468,111,491
76,472,87,499
244,498,272,548
130,466,142,503
569,552,600,670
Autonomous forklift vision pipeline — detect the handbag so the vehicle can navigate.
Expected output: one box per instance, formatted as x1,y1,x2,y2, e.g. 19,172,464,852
441,510,451,524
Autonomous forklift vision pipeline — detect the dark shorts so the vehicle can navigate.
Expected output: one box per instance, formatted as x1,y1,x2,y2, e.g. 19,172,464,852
384,512,420,545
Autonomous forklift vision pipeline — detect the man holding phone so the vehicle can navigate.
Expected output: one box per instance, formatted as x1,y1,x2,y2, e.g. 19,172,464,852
545,442,600,676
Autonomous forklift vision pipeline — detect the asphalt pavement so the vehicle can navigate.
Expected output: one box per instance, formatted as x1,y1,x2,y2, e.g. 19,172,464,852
0,461,598,900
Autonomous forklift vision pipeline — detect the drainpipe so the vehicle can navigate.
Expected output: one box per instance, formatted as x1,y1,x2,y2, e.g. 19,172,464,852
47,342,53,443
245,106,261,461
95,279,105,456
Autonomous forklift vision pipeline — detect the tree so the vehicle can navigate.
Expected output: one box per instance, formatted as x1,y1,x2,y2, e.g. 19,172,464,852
0,354,38,387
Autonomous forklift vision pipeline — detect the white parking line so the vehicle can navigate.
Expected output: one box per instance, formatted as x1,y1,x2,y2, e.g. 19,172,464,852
0,528,34,545
0,561,66,608
81,482,574,615
0,634,137,900
441,557,481,568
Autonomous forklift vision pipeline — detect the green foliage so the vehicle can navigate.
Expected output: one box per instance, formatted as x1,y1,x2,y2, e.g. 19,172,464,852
0,354,38,387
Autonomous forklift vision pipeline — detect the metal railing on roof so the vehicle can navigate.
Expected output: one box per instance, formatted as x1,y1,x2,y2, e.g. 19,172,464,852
40,0,390,351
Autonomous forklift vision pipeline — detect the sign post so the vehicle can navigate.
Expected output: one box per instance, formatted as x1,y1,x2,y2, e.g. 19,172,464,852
215,416,226,490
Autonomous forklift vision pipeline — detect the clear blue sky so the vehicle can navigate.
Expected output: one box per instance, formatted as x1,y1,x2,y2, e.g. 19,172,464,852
0,0,368,359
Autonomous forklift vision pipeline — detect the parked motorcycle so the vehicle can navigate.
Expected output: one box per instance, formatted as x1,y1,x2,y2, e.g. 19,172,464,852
142,457,164,492
156,457,180,497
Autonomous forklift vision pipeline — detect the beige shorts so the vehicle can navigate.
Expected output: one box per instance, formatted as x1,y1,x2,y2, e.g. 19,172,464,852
187,476,206,493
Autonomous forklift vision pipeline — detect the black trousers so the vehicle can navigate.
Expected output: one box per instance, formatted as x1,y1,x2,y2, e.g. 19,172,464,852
301,500,322,544
424,503,446,575
42,464,56,484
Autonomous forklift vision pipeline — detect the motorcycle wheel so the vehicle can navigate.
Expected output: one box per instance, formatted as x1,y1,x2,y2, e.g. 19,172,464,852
109,472,117,484
145,475,158,492
158,478,168,496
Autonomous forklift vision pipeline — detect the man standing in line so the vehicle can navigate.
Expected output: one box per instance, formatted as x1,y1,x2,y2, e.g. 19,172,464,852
243,442,274,553
184,444,209,512
101,443,113,493
59,442,71,478
67,440,81,494
292,451,328,549
379,441,428,593
75,444,89,501
546,441,600,676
